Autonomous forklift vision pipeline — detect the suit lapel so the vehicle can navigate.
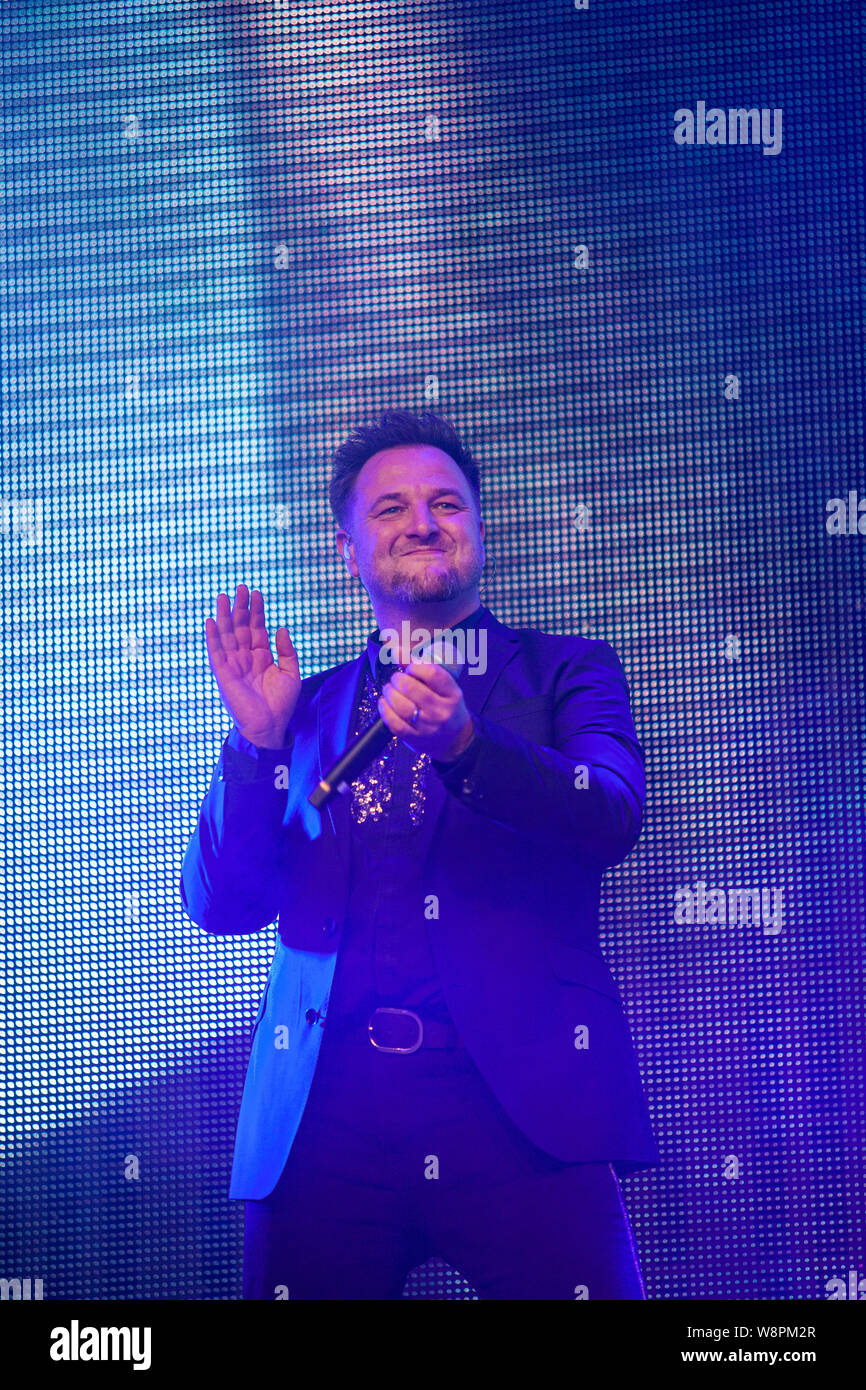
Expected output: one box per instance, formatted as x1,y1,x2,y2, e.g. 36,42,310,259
315,655,366,879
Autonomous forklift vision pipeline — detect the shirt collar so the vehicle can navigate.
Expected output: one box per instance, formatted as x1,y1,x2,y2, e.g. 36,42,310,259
366,603,489,684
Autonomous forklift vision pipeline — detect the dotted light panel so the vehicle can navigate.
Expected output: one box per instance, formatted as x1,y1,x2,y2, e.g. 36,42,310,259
1,0,864,1301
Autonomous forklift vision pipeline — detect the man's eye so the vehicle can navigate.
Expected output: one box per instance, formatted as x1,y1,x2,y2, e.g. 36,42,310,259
377,501,459,517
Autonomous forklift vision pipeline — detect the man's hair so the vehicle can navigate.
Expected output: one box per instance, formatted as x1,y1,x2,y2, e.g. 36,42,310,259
328,407,482,531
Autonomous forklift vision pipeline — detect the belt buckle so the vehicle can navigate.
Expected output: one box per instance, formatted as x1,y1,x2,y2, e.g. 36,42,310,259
367,1007,424,1054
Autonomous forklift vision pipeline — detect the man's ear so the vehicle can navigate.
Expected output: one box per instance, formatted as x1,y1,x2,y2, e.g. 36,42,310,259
335,528,358,575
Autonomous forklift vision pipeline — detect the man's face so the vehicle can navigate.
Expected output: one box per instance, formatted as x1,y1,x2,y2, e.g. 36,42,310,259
335,444,485,607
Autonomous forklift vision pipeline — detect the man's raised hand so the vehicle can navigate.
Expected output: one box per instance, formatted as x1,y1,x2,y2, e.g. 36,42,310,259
205,584,301,749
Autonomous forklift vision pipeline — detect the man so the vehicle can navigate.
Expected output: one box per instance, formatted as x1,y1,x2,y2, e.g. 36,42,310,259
180,407,659,1300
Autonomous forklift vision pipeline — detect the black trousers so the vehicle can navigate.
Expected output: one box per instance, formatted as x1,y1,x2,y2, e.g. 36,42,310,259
242,1020,648,1300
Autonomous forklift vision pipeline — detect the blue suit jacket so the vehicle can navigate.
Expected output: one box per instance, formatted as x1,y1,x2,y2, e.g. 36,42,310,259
180,606,659,1199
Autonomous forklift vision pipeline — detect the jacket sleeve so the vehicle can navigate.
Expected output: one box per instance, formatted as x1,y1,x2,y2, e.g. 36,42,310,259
179,725,295,935
432,639,646,868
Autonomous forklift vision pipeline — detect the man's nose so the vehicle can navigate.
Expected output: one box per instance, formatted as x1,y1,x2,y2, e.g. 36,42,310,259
405,506,440,537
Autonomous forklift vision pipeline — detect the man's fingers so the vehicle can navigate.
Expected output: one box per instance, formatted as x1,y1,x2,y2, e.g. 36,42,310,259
403,658,457,695
214,590,240,653
274,626,298,669
231,583,252,650
382,683,416,723
209,585,298,688
382,678,459,737
215,584,267,656
377,692,411,736
204,616,227,670
387,668,452,711
247,588,272,652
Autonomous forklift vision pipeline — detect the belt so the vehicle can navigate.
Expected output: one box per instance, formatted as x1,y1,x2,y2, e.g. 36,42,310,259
326,1007,464,1053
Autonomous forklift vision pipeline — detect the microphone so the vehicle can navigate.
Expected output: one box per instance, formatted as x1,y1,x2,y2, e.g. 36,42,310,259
308,634,465,809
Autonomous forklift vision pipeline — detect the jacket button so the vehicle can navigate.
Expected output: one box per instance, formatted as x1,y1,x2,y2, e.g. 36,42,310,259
305,1008,319,1025
322,916,337,935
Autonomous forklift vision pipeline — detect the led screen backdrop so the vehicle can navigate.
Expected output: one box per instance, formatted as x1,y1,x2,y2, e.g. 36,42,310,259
2,0,864,1300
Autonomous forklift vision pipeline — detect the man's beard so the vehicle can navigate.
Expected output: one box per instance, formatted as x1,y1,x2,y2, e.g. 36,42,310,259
383,551,483,605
